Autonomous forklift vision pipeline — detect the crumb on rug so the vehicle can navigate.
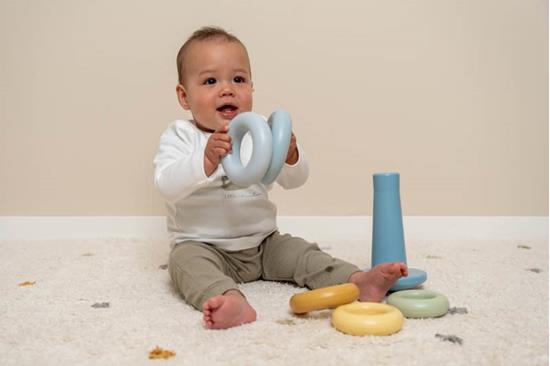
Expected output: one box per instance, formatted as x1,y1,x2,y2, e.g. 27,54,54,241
18,281,36,286
149,346,176,360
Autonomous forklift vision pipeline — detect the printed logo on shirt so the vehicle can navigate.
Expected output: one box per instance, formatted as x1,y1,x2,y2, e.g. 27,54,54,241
224,190,263,199
222,181,264,199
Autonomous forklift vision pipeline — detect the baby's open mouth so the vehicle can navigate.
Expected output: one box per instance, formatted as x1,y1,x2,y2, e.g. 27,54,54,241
216,104,239,120
216,104,238,113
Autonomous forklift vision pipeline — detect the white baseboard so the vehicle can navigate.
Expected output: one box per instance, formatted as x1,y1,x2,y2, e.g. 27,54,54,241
0,216,547,242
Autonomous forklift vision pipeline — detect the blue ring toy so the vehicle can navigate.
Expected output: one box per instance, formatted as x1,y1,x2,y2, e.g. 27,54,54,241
221,110,292,187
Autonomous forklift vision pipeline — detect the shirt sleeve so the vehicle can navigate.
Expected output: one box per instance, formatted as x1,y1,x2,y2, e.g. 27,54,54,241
276,143,309,189
153,121,219,203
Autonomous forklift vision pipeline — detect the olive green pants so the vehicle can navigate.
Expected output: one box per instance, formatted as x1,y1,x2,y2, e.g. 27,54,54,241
168,231,360,310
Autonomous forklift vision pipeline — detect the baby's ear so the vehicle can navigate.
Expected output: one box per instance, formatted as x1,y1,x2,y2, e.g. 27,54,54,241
176,84,190,110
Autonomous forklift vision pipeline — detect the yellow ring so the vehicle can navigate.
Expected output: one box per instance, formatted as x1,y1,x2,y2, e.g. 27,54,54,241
289,283,360,314
332,302,404,336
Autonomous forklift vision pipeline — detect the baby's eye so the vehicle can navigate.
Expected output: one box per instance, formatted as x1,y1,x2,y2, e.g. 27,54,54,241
203,78,217,85
233,76,246,83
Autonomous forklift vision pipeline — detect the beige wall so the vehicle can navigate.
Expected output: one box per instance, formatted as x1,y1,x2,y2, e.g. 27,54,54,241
1,0,547,216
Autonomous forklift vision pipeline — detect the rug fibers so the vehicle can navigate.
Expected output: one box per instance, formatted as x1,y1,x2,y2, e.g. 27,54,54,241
0,235,547,365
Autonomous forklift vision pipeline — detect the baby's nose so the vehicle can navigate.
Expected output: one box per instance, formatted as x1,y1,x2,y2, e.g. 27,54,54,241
219,83,235,96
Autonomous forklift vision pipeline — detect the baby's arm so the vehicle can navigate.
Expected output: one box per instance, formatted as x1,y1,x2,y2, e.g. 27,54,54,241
203,122,232,177
154,122,223,203
276,132,309,189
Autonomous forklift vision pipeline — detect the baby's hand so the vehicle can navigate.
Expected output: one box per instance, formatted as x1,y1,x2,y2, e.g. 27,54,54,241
204,122,232,177
285,132,299,165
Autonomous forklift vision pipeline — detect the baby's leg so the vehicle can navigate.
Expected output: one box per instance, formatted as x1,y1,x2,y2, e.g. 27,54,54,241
348,263,408,302
261,232,359,288
169,242,256,329
261,232,407,302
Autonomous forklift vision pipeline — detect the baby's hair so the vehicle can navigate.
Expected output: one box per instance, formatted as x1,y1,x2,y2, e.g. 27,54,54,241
176,26,246,85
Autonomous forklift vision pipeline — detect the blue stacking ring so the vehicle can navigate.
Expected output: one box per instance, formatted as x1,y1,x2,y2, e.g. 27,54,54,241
221,110,292,187
262,110,292,185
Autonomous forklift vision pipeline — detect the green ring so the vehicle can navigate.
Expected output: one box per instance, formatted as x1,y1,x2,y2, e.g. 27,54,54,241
387,290,449,318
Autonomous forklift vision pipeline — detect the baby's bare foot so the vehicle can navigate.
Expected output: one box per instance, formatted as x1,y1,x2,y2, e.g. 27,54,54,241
349,263,408,302
202,290,257,329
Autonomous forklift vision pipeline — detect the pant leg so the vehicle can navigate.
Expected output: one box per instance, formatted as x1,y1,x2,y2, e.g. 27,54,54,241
260,231,360,289
168,241,240,311
218,245,263,284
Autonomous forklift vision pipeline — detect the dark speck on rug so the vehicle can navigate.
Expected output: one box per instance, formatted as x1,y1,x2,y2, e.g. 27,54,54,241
426,254,442,259
435,333,463,345
448,307,468,315
91,302,110,308
159,264,168,270
276,319,297,326
526,268,542,273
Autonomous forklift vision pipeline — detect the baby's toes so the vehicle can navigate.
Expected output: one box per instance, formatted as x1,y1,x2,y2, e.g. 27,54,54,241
203,296,222,312
389,263,404,277
211,296,226,309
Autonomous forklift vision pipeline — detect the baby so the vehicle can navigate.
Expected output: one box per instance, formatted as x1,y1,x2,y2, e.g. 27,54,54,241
154,26,408,329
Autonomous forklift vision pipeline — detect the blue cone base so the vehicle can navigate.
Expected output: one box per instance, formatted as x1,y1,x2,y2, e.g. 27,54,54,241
390,268,427,291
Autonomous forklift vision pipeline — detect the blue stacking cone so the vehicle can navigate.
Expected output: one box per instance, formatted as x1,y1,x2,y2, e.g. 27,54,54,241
371,172,426,291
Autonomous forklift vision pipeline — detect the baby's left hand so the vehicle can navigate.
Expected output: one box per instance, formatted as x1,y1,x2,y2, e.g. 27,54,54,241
285,133,299,165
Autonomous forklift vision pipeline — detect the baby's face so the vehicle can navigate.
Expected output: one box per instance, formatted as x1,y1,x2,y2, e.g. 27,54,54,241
178,39,253,132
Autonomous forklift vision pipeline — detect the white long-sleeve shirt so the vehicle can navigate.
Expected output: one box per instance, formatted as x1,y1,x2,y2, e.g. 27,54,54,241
153,119,309,251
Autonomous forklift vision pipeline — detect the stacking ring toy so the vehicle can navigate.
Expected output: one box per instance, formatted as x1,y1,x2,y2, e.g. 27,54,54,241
221,110,292,187
387,289,449,318
289,283,359,314
332,302,404,336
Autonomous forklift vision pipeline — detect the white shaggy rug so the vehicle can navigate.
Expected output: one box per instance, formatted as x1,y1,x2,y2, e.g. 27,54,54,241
0,235,547,365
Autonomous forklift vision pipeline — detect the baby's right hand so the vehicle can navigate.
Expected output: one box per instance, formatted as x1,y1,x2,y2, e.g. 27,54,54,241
204,122,232,177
